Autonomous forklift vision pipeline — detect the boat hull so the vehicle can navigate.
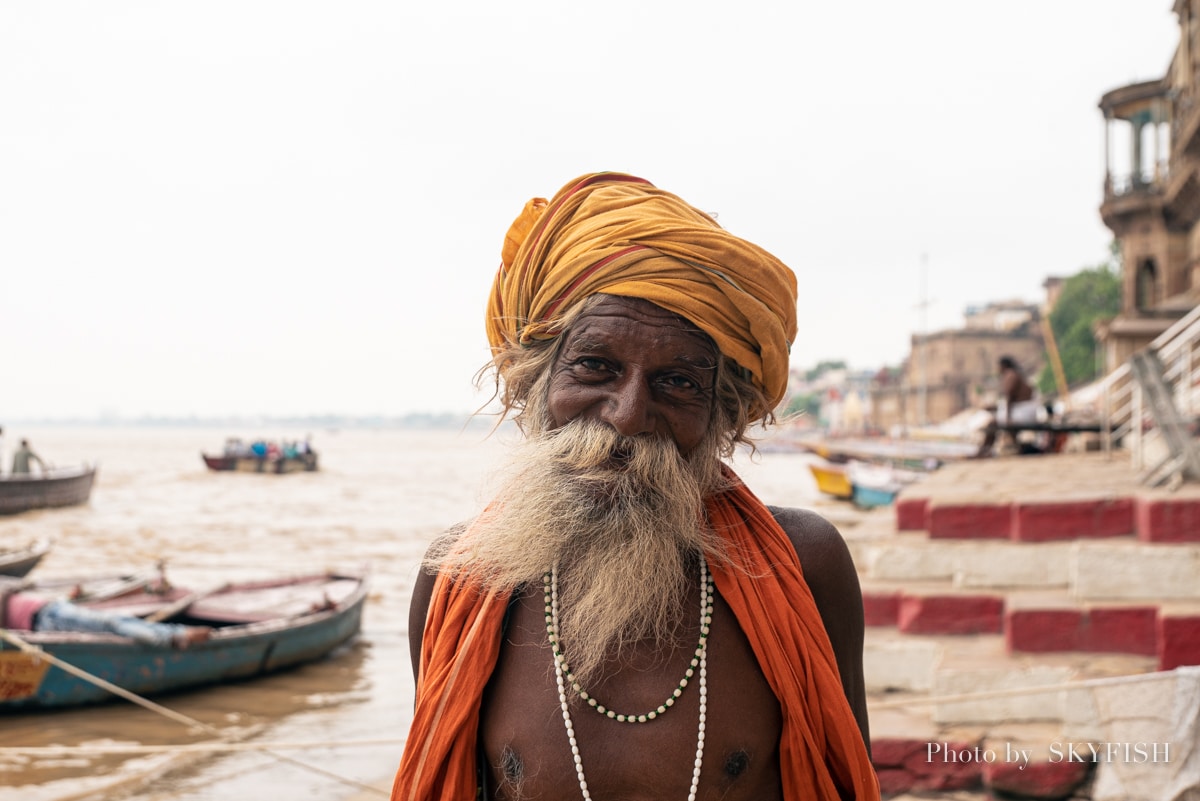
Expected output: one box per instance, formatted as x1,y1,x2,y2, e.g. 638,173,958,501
0,466,96,515
0,538,52,577
201,454,318,473
808,462,853,500
851,483,902,509
0,570,366,710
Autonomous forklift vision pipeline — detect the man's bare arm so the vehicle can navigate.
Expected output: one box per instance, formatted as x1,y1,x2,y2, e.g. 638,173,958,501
407,528,463,680
769,506,871,752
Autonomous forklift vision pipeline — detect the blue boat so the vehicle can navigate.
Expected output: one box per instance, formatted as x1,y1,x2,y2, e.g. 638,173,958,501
847,461,916,509
851,481,903,509
0,568,367,710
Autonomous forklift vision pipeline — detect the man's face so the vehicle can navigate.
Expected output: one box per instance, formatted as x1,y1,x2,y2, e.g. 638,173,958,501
546,295,718,456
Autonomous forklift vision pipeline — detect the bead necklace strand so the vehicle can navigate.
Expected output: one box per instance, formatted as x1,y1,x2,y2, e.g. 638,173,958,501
546,556,711,801
544,561,713,723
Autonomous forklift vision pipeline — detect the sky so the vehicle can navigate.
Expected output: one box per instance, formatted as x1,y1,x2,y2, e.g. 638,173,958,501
0,1,1182,420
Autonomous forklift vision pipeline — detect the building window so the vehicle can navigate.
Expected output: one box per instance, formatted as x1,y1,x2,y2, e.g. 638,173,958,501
1136,259,1158,311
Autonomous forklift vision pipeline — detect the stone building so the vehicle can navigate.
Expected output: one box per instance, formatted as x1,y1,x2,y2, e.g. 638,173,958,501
1097,0,1200,370
869,301,1045,431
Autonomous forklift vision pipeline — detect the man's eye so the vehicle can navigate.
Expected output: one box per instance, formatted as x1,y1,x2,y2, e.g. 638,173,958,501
573,358,610,373
659,374,702,392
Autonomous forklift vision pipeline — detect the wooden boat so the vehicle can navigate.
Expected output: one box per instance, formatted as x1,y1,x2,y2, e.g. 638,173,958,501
0,538,52,577
0,465,97,515
201,437,318,473
808,461,853,500
850,481,904,509
201,453,318,473
0,567,367,710
847,462,920,509
803,437,977,471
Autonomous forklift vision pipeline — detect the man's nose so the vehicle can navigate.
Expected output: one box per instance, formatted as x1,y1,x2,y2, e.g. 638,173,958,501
599,373,657,437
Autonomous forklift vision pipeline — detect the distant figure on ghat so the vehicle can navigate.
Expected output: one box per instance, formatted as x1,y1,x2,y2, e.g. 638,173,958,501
393,172,880,800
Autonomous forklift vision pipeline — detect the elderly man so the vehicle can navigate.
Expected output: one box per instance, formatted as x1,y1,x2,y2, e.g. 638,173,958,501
394,173,879,800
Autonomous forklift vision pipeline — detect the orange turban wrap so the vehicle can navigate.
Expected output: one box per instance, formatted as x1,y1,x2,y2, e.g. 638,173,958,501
486,172,799,417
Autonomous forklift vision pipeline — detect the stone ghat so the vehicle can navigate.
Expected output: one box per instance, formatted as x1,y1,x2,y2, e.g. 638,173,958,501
831,451,1200,800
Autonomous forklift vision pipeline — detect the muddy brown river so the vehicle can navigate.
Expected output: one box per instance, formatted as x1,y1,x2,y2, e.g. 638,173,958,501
0,424,829,800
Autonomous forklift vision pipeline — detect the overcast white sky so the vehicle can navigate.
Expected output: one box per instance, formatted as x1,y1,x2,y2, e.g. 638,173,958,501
0,1,1181,420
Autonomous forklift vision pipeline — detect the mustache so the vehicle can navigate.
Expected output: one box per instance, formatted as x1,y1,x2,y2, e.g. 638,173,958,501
541,421,679,474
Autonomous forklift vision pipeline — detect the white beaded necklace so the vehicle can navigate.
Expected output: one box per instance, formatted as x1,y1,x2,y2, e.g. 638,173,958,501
544,556,712,801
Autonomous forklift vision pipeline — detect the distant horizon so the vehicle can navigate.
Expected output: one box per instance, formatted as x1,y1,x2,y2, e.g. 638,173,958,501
3,410,497,429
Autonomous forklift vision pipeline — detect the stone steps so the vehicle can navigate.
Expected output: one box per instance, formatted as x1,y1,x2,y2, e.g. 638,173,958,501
830,452,1200,799
867,666,1192,801
894,465,1200,545
863,628,1159,711
861,575,1200,671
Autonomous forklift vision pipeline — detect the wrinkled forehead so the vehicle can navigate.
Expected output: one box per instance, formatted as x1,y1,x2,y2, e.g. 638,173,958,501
565,294,718,356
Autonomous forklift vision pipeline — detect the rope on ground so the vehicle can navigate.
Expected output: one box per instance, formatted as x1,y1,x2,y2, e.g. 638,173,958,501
0,628,390,797
869,667,1187,710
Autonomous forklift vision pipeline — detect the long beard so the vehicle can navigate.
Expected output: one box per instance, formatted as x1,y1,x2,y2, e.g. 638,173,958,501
430,418,731,685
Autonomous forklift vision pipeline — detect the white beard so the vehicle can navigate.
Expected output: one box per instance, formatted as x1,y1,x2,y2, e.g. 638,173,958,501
429,418,730,685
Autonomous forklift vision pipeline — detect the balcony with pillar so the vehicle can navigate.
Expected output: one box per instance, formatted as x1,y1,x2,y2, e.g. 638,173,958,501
1099,79,1171,234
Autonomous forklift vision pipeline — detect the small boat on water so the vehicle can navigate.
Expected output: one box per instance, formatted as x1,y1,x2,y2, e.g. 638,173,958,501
201,453,318,473
0,538,52,577
846,462,922,509
0,465,97,516
201,437,318,474
808,461,854,500
0,567,367,710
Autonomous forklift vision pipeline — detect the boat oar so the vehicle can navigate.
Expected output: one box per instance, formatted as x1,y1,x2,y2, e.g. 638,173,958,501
143,583,231,623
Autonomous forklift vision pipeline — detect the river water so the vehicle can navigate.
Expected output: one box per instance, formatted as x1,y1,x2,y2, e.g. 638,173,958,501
0,424,834,801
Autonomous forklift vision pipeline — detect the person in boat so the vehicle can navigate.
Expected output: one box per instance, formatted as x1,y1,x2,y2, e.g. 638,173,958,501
10,439,47,475
0,585,212,649
974,355,1041,457
394,172,879,800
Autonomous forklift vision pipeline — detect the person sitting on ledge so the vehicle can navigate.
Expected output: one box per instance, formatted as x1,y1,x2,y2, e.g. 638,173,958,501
975,356,1041,457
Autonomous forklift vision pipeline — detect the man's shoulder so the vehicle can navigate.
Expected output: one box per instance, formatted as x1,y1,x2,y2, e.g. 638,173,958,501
762,504,856,581
764,504,842,546
418,523,468,571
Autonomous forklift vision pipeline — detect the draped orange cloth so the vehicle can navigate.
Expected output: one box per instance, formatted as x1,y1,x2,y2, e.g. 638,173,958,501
391,475,881,800
485,172,799,418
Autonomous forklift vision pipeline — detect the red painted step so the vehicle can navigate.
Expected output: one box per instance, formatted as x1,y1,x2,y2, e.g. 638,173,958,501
898,593,1004,635
926,501,1010,540
1158,611,1200,671
871,738,983,794
1005,605,1157,656
1011,497,1134,542
1137,496,1200,543
863,589,901,627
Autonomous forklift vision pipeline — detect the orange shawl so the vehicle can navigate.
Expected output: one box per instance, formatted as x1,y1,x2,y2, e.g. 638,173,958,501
392,478,880,800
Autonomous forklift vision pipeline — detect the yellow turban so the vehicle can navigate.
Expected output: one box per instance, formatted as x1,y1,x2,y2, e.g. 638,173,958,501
486,172,798,416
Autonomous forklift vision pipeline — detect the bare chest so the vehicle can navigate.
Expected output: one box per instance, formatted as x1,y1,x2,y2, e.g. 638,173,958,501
478,587,783,801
